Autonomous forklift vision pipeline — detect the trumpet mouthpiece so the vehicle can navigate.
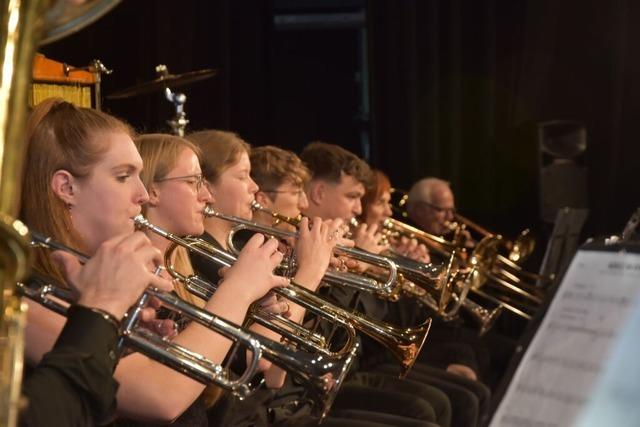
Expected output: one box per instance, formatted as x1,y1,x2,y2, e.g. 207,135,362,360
133,215,150,229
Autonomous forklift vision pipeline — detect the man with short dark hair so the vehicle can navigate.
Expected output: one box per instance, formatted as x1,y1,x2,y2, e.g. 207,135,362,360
300,141,372,223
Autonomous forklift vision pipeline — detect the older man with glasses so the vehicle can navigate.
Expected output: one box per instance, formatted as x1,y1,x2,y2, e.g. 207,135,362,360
406,178,457,237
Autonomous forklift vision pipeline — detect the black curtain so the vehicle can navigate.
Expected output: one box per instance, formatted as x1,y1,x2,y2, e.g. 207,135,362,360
42,0,273,139
368,0,640,237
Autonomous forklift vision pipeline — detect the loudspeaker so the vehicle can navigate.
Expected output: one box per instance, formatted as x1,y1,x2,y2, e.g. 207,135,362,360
538,121,588,223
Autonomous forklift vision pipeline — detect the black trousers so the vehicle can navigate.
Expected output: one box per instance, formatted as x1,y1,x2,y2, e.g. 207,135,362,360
331,371,451,427
276,411,440,427
375,363,491,427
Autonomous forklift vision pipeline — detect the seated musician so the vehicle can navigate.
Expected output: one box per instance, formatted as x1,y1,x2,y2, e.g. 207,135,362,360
21,233,172,426
406,178,473,248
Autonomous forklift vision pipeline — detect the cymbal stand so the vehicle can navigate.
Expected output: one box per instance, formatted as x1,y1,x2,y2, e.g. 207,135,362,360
165,87,189,136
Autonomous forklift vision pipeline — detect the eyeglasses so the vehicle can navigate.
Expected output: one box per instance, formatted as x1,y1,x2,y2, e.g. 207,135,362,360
261,189,305,198
418,201,456,214
156,174,205,192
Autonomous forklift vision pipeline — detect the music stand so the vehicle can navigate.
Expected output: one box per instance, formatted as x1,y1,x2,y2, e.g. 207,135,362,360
537,207,589,289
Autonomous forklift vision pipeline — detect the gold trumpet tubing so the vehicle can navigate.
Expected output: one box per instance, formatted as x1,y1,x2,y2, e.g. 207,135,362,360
495,254,554,284
452,213,492,237
469,287,533,320
483,271,543,305
506,229,536,263
251,201,302,227
492,266,550,295
382,218,458,259
140,216,429,378
439,265,475,319
454,214,536,264
458,298,503,336
204,206,399,295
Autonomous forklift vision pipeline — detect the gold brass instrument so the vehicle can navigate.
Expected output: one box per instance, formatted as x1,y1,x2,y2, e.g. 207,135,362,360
382,217,466,260
134,215,431,379
349,217,467,314
1,0,48,422
452,213,536,264
380,216,511,329
1,0,124,423
28,231,356,420
449,214,554,291
391,188,542,267
443,295,503,337
384,203,542,320
251,200,303,228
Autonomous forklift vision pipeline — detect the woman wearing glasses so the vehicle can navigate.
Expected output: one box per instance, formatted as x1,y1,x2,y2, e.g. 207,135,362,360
21,101,285,425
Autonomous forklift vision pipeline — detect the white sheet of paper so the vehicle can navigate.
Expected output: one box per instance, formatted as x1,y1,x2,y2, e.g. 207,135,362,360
490,250,640,427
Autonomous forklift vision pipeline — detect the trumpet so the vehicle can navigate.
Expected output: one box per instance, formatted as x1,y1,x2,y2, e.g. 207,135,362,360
28,230,356,419
134,215,431,379
208,203,399,296
348,216,467,314
379,216,512,330
452,213,536,264
382,217,465,260
248,203,463,313
448,214,554,289
27,231,261,398
383,213,541,320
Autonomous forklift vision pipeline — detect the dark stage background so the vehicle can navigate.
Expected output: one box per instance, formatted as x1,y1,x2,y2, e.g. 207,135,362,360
43,0,640,243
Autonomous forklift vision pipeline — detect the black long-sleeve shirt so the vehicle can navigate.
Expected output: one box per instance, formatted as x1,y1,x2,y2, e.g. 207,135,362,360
20,305,120,427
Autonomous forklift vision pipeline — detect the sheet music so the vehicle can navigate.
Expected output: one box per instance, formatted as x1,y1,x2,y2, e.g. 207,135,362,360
490,250,640,427
576,288,640,427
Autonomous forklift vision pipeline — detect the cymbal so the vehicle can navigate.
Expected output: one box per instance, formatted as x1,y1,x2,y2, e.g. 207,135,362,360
107,66,217,99
41,0,122,46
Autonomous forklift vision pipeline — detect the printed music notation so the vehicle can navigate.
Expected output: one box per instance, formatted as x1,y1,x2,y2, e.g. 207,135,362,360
490,250,640,427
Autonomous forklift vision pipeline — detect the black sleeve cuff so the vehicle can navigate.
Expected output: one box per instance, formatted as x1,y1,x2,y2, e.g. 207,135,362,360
55,305,120,372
